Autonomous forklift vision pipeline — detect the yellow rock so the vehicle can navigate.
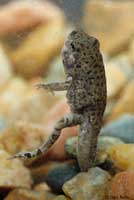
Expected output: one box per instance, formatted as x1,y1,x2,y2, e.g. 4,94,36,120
9,21,67,79
4,188,57,200
0,1,65,36
63,167,111,200
0,77,60,121
12,80,60,123
0,150,32,189
108,80,134,121
129,39,134,65
84,0,134,56
34,183,50,192
0,121,48,157
105,52,132,100
106,62,126,99
108,144,134,170
0,44,13,91
0,77,28,117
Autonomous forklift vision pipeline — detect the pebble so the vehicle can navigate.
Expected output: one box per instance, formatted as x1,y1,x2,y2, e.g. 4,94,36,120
45,161,80,193
0,121,48,158
0,1,65,35
34,183,50,192
101,114,134,143
13,88,60,123
0,77,28,118
0,150,32,190
31,161,61,182
108,143,134,171
9,21,66,79
129,39,134,64
96,136,124,164
0,76,61,122
31,161,79,192
105,62,127,99
105,53,132,100
108,80,134,122
45,56,65,84
109,171,134,200
0,117,7,132
0,45,13,90
4,188,57,200
63,167,111,200
84,0,134,56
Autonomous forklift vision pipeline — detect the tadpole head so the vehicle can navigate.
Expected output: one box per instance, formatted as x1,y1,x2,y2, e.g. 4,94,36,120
62,29,101,76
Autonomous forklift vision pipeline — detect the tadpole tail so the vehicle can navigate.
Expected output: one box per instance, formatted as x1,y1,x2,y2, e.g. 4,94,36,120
77,115,102,172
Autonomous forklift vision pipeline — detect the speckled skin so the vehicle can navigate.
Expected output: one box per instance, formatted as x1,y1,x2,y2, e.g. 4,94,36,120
63,30,106,112
62,30,107,170
9,30,107,172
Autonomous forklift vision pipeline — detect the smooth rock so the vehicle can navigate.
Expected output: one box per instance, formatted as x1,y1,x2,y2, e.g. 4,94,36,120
109,171,134,200
96,136,124,165
105,62,127,99
0,117,7,132
0,120,48,158
0,44,13,90
111,54,133,79
0,0,65,60
107,80,134,122
0,77,28,118
84,0,134,56
9,21,66,78
63,167,111,200
31,161,61,182
0,1,65,35
45,161,80,193
108,143,134,170
0,150,32,190
34,183,50,192
13,79,60,123
45,56,65,84
105,55,132,99
101,115,134,143
4,188,57,200
0,76,60,121
31,161,79,192
129,39,134,64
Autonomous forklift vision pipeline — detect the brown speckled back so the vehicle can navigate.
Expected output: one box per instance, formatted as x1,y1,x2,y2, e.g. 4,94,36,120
62,29,107,114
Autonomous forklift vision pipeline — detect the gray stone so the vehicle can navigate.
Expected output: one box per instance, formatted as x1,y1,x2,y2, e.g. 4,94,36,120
101,115,134,143
63,167,111,200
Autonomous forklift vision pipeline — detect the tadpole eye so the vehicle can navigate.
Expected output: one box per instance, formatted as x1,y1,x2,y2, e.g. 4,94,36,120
71,43,75,50
24,153,32,158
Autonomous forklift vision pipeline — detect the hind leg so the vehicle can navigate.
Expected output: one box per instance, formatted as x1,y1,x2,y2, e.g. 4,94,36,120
8,113,82,160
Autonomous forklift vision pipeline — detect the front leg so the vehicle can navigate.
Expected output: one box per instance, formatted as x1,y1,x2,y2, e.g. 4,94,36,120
36,77,72,92
8,113,82,160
